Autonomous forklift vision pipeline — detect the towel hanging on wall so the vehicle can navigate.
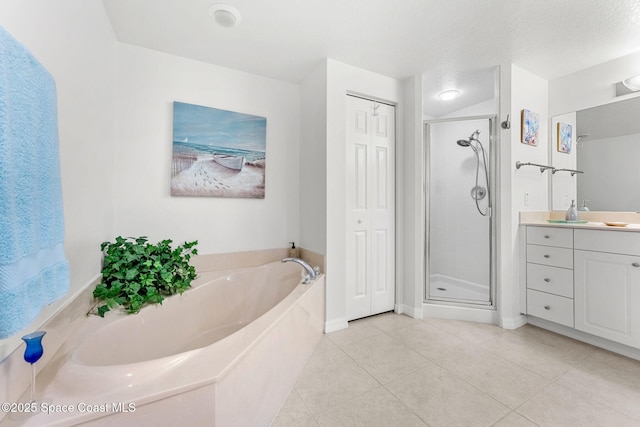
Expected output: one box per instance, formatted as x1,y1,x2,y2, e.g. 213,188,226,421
0,25,69,339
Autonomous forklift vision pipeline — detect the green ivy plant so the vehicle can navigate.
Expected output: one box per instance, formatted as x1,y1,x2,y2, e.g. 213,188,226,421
92,236,198,317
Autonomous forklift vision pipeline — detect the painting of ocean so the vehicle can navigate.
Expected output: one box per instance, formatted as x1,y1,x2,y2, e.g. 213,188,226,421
171,101,267,198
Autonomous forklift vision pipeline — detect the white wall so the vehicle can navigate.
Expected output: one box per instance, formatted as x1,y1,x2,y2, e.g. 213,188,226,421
499,64,549,328
549,51,640,117
114,44,301,254
324,59,403,331
511,65,550,213
440,98,497,119
400,75,424,317
300,62,328,254
0,1,117,359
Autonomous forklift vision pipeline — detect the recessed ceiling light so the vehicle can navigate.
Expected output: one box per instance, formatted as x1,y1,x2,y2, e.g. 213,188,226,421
437,89,460,101
208,4,242,28
622,74,640,91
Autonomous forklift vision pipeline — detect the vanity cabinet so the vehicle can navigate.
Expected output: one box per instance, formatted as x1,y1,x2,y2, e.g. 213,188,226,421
525,227,574,327
523,226,640,350
574,230,640,348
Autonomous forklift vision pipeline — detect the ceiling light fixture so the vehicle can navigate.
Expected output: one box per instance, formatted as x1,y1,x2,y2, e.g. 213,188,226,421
437,89,460,101
622,74,640,91
208,4,242,28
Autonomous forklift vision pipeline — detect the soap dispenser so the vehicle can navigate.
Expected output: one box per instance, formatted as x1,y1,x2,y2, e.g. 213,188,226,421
288,242,299,258
579,200,590,211
565,199,579,221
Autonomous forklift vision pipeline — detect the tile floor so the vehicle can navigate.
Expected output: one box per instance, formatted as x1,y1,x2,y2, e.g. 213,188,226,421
272,312,640,427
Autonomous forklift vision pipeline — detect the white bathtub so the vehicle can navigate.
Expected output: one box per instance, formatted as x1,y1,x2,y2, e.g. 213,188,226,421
3,258,324,427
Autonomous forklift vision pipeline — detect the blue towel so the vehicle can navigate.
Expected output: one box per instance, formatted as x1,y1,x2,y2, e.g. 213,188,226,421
0,25,69,339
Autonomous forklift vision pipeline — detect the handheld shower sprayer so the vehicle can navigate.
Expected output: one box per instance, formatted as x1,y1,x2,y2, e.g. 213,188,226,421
456,130,481,152
455,129,490,217
457,138,477,153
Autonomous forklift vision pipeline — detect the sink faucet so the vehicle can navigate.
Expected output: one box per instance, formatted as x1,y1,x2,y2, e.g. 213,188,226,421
281,257,317,284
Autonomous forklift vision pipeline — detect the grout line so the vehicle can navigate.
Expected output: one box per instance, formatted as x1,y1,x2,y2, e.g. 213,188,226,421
277,313,640,426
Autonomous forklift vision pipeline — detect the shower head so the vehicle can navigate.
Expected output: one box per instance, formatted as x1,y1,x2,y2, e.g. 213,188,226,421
457,138,478,153
457,130,481,147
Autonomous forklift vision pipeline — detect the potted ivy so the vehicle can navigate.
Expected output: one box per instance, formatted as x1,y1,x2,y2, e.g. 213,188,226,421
91,236,198,317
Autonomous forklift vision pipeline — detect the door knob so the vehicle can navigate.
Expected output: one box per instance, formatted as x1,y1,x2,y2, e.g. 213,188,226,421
544,278,551,282
544,305,551,310
544,254,550,259
632,262,640,268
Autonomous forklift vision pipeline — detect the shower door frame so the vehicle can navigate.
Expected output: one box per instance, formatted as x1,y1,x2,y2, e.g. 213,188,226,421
424,115,497,308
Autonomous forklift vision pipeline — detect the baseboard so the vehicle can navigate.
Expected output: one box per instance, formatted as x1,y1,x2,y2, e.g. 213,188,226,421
500,314,527,330
422,302,498,324
527,316,640,361
396,304,423,320
324,317,348,333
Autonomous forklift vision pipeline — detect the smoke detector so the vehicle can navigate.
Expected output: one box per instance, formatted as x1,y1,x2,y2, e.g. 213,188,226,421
208,4,242,28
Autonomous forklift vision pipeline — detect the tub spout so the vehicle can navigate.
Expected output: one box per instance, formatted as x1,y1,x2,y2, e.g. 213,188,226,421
281,257,317,284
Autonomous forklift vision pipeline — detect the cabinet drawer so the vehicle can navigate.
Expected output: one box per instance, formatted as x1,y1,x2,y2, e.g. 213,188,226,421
527,289,574,327
527,226,573,248
526,263,573,298
526,245,573,269
574,229,640,256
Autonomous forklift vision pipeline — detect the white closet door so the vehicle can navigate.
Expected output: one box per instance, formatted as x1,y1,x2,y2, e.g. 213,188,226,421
345,95,395,321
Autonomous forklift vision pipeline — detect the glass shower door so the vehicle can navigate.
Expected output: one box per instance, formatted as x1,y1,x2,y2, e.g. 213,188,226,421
426,117,493,305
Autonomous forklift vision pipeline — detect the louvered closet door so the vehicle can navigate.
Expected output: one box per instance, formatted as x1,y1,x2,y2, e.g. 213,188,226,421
345,95,395,321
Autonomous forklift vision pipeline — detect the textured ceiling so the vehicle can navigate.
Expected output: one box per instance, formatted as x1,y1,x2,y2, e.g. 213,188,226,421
103,0,640,115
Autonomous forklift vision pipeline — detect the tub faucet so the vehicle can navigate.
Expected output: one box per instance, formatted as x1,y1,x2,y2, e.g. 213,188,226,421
281,257,317,284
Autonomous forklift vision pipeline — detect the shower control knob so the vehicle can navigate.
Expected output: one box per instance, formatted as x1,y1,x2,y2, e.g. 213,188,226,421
544,305,551,310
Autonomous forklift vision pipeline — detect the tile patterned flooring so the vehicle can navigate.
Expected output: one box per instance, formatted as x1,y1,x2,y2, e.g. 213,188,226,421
272,313,640,426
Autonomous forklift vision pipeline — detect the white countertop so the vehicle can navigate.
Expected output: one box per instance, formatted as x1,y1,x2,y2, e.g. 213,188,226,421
519,211,640,233
522,220,640,232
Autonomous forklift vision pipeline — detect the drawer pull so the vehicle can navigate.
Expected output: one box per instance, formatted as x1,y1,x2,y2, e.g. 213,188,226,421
633,263,640,268
544,278,551,282
544,305,551,310
544,254,550,259
544,235,550,239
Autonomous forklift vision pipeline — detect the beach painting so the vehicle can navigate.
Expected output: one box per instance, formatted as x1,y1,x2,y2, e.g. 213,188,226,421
520,109,540,146
171,101,266,198
557,122,572,153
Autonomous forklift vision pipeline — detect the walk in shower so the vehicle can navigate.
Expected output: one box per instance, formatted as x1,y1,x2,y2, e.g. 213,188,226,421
426,116,495,306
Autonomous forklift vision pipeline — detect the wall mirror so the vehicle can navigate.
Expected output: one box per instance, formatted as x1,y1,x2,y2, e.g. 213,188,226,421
551,95,640,211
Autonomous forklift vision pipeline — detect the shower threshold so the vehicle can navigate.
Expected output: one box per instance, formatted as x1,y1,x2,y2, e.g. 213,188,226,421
429,273,490,305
